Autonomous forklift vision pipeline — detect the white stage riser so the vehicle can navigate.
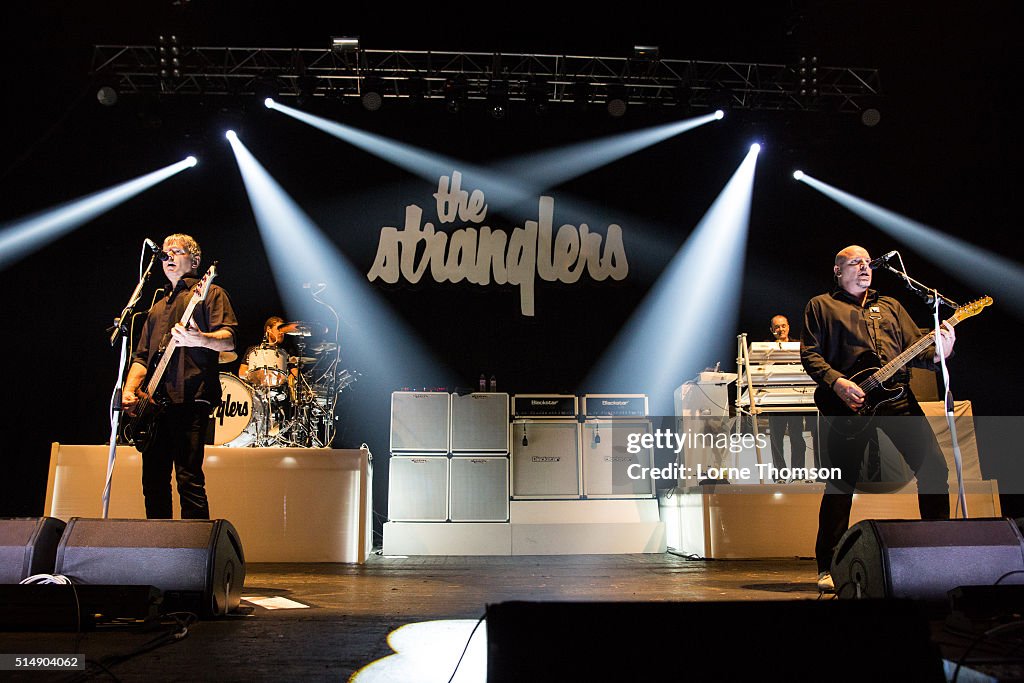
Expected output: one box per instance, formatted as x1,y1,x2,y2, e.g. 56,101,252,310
659,481,1002,559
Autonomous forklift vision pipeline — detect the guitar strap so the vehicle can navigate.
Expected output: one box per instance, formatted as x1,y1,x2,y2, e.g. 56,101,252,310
866,303,885,362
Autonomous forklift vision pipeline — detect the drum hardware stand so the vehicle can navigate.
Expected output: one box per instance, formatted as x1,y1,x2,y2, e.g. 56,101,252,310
103,243,162,518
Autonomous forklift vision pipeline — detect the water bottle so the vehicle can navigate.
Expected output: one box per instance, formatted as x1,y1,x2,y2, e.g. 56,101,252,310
479,374,486,392
489,375,496,392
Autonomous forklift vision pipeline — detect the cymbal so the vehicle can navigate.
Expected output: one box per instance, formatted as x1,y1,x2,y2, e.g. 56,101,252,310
279,321,327,337
289,356,318,365
311,342,338,354
218,351,238,364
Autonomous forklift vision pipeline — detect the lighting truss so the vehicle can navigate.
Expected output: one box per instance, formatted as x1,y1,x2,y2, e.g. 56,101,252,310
91,45,882,114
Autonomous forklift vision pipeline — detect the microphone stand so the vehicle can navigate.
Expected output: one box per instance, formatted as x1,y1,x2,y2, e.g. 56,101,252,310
881,256,967,517
103,249,161,518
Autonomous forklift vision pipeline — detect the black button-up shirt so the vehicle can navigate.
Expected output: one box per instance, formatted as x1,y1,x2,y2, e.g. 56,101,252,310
132,276,238,405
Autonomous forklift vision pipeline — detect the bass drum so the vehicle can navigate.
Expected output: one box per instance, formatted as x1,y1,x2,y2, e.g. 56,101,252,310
212,373,264,447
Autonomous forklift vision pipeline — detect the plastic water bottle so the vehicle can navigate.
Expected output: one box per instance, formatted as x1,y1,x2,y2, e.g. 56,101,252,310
479,374,486,392
489,375,496,392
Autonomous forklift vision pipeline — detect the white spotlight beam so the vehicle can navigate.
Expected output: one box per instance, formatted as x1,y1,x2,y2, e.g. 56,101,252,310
225,132,448,387
586,145,761,415
495,111,724,190
796,172,1024,317
0,157,197,271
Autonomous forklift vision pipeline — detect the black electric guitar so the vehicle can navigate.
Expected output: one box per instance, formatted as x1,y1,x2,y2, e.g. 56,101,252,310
122,264,218,451
815,296,992,435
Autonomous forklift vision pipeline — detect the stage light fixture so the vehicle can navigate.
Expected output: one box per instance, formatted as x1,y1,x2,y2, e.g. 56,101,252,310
444,76,467,114
750,143,761,154
225,130,237,141
633,45,659,59
793,170,804,180
570,81,592,110
185,156,198,167
606,84,628,118
406,76,426,104
714,110,725,120
253,76,280,105
96,85,118,107
861,108,882,127
361,76,384,111
265,97,275,108
331,36,360,52
526,78,549,115
488,80,509,119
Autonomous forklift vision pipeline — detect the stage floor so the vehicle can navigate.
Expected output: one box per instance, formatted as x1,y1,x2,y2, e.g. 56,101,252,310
0,554,1017,681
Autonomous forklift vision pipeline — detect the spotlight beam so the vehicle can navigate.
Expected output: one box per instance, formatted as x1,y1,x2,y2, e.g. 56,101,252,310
795,172,1024,318
586,145,761,414
0,157,197,271
224,131,449,389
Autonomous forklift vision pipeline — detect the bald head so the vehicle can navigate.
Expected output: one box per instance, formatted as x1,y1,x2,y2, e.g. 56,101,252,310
833,245,872,297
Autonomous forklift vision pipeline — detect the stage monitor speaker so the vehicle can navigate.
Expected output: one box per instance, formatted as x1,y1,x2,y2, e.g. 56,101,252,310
451,392,510,453
831,518,1024,601
450,456,509,522
0,517,66,583
510,420,580,499
486,600,944,682
390,392,450,452
54,518,245,617
388,455,449,521
580,420,655,498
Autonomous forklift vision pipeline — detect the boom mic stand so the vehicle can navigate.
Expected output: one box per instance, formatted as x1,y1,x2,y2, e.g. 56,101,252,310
103,246,161,518
879,253,967,517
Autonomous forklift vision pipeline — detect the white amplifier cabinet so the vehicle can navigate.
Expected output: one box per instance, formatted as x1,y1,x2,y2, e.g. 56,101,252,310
451,393,510,453
450,456,510,522
509,420,581,499
387,455,449,522
390,391,451,452
580,420,656,498
582,394,648,418
511,394,578,418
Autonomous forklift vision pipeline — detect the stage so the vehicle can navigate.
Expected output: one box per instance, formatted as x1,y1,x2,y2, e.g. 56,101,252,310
0,554,1019,681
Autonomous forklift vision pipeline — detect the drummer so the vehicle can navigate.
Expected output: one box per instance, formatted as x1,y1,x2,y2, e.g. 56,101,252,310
238,316,298,390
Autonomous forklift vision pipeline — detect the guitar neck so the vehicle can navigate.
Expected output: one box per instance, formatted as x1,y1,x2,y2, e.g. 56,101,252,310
872,316,960,384
142,286,207,397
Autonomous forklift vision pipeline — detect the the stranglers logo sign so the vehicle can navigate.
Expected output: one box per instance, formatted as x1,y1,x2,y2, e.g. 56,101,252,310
366,171,629,316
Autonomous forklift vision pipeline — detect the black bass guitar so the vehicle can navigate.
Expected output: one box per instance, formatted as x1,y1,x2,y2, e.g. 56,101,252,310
815,296,991,435
122,264,218,450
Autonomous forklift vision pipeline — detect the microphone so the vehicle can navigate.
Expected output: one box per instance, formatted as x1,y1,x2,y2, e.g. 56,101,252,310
868,250,898,270
145,238,169,261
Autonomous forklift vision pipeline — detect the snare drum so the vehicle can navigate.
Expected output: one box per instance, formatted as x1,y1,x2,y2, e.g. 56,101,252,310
245,345,289,387
213,373,263,447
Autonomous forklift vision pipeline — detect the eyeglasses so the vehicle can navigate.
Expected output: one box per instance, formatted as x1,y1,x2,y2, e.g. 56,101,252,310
163,247,190,257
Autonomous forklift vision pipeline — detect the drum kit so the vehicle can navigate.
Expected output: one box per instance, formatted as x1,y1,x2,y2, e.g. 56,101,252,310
212,321,357,448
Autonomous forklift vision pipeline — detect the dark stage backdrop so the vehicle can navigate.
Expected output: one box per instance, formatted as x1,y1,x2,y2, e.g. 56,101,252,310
2,2,1021,525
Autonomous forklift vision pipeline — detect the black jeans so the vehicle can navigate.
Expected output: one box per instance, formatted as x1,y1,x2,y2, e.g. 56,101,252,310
141,401,212,519
815,397,949,573
768,414,808,471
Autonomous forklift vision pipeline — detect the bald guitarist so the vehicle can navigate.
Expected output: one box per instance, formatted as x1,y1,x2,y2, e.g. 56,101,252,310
801,244,956,593
122,233,237,519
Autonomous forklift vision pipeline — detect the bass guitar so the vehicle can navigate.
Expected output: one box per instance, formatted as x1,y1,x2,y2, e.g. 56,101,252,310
122,263,218,451
816,296,991,436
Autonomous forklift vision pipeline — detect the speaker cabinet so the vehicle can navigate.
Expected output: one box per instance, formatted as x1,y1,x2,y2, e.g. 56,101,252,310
450,456,509,522
451,392,510,453
580,420,655,498
390,391,450,452
54,518,245,617
486,600,944,682
831,518,1024,601
510,420,581,499
388,455,449,521
0,517,66,583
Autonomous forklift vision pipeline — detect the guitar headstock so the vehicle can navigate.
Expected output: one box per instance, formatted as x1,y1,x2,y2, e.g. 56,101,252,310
192,261,218,301
953,296,993,322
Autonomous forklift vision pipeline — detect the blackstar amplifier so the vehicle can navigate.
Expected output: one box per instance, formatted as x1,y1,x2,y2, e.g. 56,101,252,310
511,394,578,418
582,394,648,418
580,420,656,498
509,420,581,499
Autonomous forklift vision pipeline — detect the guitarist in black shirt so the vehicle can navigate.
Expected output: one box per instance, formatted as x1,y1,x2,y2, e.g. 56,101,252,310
122,234,238,519
801,245,955,593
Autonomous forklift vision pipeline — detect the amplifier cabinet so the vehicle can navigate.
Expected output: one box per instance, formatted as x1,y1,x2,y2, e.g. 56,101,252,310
511,394,578,419
582,394,648,418
580,420,656,498
451,392,510,453
390,392,450,452
450,456,510,522
388,455,449,522
509,420,581,499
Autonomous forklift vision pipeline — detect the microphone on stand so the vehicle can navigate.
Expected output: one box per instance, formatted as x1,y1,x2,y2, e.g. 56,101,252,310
868,250,898,270
144,238,169,261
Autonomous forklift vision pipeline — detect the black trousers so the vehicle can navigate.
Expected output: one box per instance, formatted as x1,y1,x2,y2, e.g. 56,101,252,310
141,401,212,519
815,397,949,573
768,414,808,471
